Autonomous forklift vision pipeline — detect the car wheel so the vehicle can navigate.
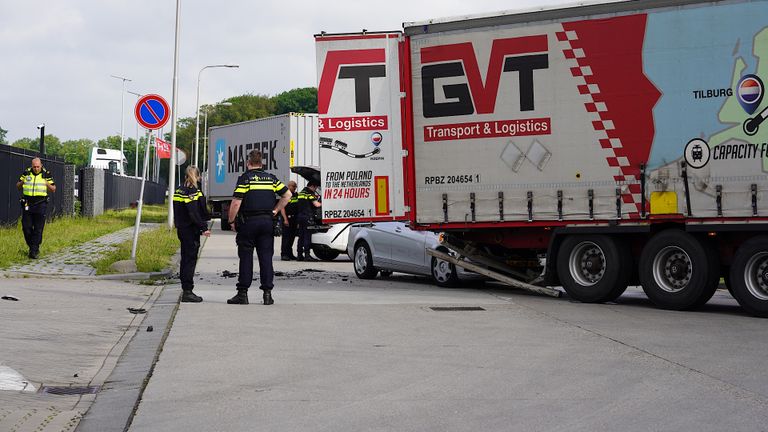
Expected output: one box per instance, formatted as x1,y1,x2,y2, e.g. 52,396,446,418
728,236,768,317
431,250,459,287
313,247,340,261
639,230,719,310
556,235,631,303
353,241,378,279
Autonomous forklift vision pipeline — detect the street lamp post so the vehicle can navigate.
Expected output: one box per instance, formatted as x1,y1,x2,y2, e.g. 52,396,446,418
111,75,132,175
194,64,238,167
127,90,143,176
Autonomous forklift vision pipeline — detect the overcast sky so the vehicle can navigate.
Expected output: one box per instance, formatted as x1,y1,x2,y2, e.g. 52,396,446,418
0,0,571,144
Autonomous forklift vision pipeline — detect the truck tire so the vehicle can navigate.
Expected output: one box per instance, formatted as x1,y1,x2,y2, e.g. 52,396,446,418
728,236,768,318
556,235,631,303
221,218,231,231
431,248,459,287
353,241,378,279
313,247,340,261
639,230,719,310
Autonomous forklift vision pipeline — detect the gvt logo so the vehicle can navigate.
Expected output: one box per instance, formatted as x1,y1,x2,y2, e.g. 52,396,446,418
421,35,549,118
318,49,386,114
215,139,226,184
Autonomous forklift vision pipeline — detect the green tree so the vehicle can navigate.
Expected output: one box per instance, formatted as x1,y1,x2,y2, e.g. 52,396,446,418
0,125,7,145
12,135,61,155
59,138,95,169
273,87,317,114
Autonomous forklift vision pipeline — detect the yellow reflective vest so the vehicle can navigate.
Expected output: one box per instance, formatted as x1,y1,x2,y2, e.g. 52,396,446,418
19,168,54,199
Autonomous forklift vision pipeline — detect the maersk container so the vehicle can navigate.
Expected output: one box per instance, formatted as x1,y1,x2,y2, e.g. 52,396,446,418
206,113,319,229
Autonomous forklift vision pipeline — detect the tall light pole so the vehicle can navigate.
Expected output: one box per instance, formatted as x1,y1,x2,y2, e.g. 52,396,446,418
111,75,132,175
127,90,143,176
195,64,238,167
168,0,181,228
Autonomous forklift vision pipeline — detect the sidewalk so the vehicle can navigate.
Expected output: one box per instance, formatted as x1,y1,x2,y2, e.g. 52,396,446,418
4,223,160,277
0,223,171,432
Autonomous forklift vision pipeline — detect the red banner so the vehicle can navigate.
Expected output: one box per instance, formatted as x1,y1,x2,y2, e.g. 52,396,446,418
155,137,171,159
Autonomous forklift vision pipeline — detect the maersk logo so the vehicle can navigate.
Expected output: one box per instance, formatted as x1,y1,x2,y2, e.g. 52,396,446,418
215,139,226,183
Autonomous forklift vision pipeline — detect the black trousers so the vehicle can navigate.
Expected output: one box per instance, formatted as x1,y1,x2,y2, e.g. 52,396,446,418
177,226,201,291
296,214,312,258
281,215,296,257
21,204,47,253
236,216,274,291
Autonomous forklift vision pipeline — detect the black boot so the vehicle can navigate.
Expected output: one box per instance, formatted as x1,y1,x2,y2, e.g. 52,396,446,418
263,290,274,305
181,290,203,303
227,290,249,305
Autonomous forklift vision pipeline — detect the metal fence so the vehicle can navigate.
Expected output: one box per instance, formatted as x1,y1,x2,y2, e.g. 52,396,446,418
0,144,67,226
103,171,166,211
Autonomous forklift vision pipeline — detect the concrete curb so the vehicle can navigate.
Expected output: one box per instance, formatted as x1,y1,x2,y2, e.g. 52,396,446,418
0,251,182,281
76,283,182,432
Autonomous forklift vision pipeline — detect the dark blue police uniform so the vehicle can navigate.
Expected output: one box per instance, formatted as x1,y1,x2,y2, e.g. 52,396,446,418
296,186,319,261
232,169,288,299
281,194,298,260
19,167,54,258
173,185,210,300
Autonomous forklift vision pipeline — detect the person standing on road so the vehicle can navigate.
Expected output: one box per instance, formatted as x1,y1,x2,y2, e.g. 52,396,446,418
16,158,55,259
295,180,321,262
227,149,292,305
173,166,212,303
280,180,298,261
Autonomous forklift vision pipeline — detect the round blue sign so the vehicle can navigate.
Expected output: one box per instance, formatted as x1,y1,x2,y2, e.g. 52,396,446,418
134,94,170,130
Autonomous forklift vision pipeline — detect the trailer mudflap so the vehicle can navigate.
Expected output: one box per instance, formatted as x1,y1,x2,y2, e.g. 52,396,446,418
426,249,561,298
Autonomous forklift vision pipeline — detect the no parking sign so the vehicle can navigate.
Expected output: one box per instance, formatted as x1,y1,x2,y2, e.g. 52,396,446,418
134,94,170,130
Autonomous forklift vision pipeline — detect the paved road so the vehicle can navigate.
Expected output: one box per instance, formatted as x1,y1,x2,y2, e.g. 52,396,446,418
128,222,768,432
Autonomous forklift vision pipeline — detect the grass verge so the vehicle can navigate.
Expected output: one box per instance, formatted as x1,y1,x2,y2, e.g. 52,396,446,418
91,226,179,275
0,204,169,269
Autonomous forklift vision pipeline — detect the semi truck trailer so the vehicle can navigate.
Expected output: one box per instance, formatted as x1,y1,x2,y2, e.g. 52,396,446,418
315,0,768,316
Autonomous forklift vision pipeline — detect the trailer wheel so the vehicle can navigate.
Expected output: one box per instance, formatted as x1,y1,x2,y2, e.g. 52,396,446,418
728,236,768,317
639,230,719,310
556,235,631,303
353,241,378,279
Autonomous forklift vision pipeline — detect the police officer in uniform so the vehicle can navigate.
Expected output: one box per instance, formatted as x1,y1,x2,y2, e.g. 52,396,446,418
173,166,211,303
227,149,292,305
280,180,298,261
16,158,55,259
295,180,321,262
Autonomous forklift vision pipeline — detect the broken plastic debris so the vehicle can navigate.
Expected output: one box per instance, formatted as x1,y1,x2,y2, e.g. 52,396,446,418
127,307,146,314
1,296,19,301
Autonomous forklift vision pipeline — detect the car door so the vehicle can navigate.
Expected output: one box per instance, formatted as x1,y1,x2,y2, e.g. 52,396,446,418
363,222,394,268
389,222,430,275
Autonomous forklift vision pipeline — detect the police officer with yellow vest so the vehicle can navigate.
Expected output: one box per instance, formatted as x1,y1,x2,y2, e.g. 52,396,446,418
295,181,321,261
227,149,292,305
279,180,298,261
173,166,211,303
16,158,55,259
